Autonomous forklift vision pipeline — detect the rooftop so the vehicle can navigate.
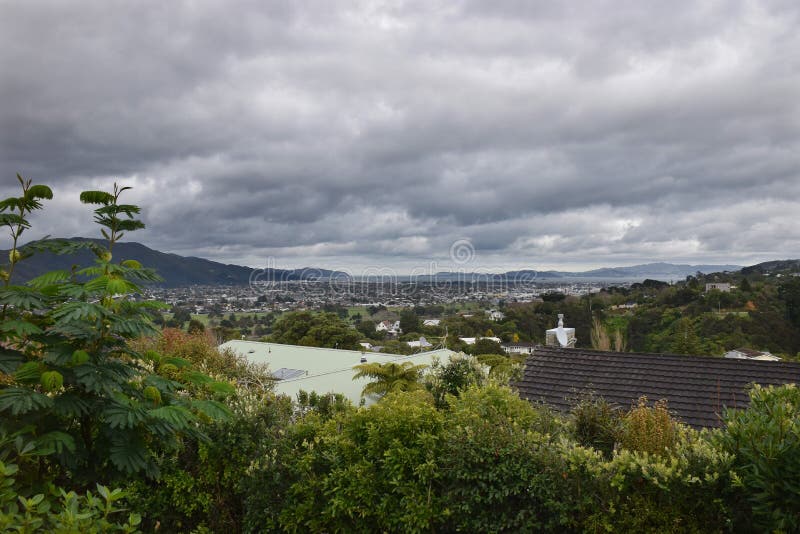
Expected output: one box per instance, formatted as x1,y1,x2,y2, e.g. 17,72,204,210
512,346,800,428
220,340,455,404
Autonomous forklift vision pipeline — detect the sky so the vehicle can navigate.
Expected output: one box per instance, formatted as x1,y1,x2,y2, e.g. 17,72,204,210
1,0,799,274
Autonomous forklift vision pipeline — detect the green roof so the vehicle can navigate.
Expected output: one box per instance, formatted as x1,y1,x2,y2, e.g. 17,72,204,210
219,340,456,404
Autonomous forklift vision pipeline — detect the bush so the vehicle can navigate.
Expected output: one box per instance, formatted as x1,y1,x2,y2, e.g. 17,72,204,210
274,390,443,532
438,385,569,532
720,384,800,532
133,328,273,391
128,391,294,533
562,429,734,532
0,457,140,533
620,397,679,456
569,393,623,458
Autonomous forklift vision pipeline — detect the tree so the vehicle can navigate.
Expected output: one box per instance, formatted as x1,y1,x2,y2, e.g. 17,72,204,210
468,338,503,356
352,361,427,398
187,319,205,334
399,309,421,334
424,355,486,407
670,317,703,355
0,179,231,489
269,311,359,349
740,277,752,293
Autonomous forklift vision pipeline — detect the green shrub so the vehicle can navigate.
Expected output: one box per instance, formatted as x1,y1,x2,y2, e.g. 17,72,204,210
128,391,294,533
620,397,679,456
562,429,734,532
720,384,800,532
0,457,140,533
438,384,569,532
569,393,623,457
274,390,444,533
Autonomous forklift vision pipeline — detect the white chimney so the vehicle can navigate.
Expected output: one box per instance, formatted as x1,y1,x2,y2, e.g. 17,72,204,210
546,314,576,347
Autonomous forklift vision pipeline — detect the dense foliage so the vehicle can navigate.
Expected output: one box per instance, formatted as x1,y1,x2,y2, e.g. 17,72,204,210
268,310,360,349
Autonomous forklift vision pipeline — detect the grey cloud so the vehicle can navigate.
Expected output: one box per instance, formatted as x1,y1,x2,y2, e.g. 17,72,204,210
1,0,799,271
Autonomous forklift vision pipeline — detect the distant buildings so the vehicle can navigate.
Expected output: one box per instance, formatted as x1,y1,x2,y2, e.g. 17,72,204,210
485,309,506,321
705,283,731,292
422,319,441,327
501,341,535,355
406,337,433,349
376,320,402,336
458,336,501,345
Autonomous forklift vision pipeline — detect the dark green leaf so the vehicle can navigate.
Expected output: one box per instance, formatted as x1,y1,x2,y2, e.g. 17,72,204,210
0,349,25,374
189,399,232,421
34,431,75,456
14,361,42,384
79,191,114,205
52,393,91,417
0,387,53,415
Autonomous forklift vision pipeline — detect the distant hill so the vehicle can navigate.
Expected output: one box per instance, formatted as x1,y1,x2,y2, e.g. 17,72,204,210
424,262,742,282
5,238,348,287
740,259,800,276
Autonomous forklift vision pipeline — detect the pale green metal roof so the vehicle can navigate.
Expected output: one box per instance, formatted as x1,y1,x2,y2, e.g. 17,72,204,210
219,340,456,404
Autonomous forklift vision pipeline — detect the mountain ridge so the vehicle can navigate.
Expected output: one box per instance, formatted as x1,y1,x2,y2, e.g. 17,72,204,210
4,237,778,286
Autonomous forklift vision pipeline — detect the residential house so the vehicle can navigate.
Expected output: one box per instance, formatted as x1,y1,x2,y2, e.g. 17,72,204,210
458,336,502,345
221,340,455,405
501,341,536,355
406,336,433,349
485,309,506,321
705,283,731,292
512,346,800,428
375,320,402,336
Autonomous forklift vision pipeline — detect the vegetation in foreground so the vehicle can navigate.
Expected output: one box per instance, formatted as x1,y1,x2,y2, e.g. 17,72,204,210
1,177,799,532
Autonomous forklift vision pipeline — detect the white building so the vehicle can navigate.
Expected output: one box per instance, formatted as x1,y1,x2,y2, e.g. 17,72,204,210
422,319,441,327
724,348,781,361
501,341,536,355
705,283,731,293
376,320,402,335
220,340,456,404
485,310,506,321
458,336,502,345
406,336,433,349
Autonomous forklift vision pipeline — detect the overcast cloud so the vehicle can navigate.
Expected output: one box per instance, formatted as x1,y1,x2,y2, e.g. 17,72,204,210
1,0,799,273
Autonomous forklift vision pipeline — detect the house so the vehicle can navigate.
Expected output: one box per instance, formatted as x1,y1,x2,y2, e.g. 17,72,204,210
221,340,455,405
458,336,501,345
501,341,536,355
375,320,402,335
422,319,441,327
512,346,800,428
485,309,506,321
705,283,731,292
406,336,433,349
359,342,374,351
724,348,781,361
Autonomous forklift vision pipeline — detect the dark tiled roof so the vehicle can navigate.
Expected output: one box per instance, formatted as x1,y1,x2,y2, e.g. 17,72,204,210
512,346,800,428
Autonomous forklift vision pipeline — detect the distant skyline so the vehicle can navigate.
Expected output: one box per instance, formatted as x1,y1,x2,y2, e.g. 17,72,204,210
2,1,799,272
